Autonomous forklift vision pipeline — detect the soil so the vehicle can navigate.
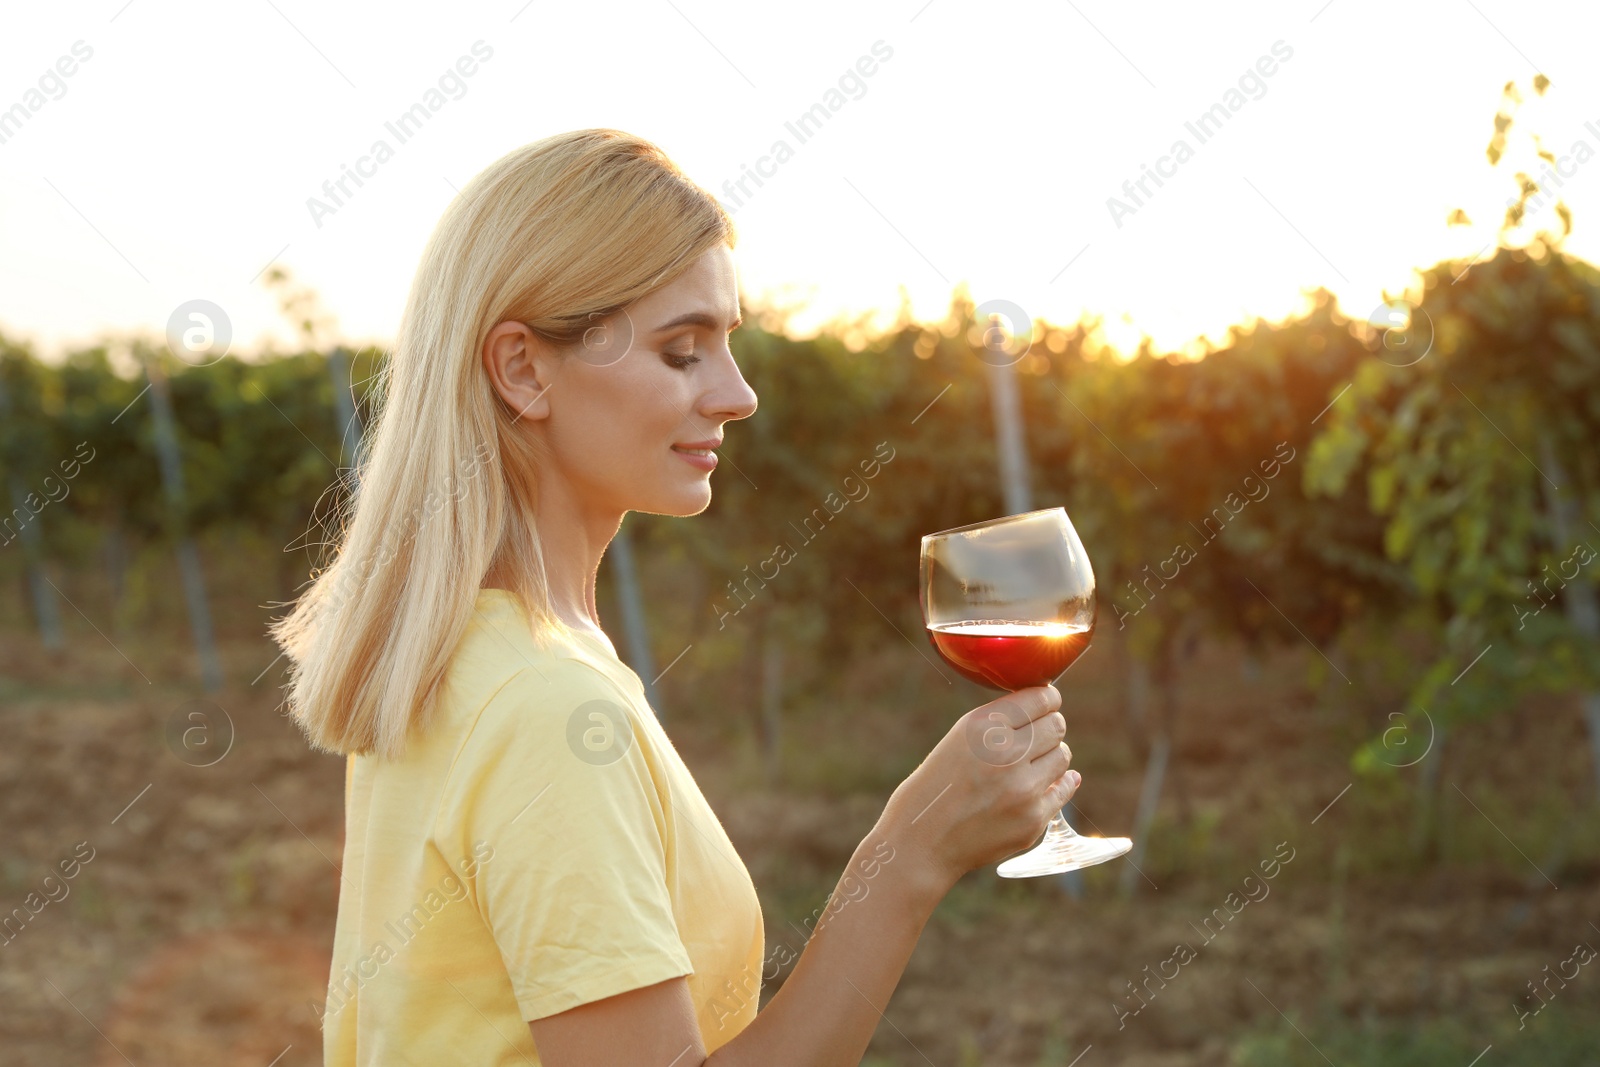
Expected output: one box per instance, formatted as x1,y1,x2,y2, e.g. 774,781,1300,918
1,613,1595,1066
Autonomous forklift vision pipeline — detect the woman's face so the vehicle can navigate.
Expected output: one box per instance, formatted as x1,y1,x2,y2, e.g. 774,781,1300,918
484,243,757,520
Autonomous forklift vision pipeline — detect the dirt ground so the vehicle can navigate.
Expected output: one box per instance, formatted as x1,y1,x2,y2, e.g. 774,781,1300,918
1,606,1596,1066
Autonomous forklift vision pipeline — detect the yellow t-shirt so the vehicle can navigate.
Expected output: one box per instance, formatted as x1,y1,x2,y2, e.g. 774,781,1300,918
322,587,765,1065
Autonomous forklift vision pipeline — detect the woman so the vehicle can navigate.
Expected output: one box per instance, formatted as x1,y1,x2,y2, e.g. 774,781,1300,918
270,128,1080,1066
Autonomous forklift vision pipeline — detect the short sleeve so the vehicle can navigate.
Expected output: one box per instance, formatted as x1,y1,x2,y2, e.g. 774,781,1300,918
433,660,693,1021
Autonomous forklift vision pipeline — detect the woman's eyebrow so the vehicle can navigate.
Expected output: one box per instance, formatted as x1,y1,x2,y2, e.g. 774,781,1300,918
650,311,743,333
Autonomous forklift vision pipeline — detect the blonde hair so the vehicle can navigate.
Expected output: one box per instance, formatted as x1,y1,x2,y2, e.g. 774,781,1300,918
268,129,735,760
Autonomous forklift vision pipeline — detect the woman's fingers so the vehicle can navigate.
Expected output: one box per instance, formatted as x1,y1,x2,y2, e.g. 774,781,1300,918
980,684,1060,730
996,685,1065,763
1021,683,1062,721
905,682,1093,880
964,685,1062,769
1023,711,1067,763
1046,760,1082,807
1027,741,1071,794
993,688,1074,810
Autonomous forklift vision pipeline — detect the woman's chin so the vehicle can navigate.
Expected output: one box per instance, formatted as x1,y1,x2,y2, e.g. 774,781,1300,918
640,485,713,518
677,487,714,517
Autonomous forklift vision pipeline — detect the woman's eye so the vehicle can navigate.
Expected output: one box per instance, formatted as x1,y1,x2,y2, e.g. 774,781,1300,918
663,351,700,369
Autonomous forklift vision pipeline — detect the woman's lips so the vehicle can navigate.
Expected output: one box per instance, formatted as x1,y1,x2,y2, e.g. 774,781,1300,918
671,445,717,471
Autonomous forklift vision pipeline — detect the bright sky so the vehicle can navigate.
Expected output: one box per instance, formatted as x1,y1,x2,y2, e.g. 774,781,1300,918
2,0,1597,363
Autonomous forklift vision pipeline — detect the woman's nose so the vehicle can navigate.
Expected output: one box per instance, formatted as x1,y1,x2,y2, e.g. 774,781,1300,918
702,360,758,423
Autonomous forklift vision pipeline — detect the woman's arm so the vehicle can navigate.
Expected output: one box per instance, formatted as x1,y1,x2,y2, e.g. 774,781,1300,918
527,830,943,1067
703,820,953,1067
529,685,1076,1067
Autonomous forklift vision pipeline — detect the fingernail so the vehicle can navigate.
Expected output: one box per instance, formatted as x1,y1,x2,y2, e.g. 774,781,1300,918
1069,770,1082,788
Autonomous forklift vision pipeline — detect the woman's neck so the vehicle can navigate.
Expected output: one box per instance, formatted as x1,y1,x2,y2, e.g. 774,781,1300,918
490,476,620,635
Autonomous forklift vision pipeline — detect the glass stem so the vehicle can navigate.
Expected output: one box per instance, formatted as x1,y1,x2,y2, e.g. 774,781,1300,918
1045,809,1079,838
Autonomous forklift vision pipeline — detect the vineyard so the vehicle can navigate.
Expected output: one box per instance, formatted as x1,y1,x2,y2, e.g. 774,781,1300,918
5,239,1599,788
4,88,1600,1066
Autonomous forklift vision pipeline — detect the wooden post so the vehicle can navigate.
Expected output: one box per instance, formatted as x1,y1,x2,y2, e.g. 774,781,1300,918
761,621,784,780
980,312,1084,897
0,373,64,649
6,474,65,649
608,518,661,718
1119,655,1166,898
1538,434,1600,803
327,346,366,475
985,356,1033,517
144,353,224,692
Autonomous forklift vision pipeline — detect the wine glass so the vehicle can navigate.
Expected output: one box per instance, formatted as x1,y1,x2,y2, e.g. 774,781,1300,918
920,507,1132,877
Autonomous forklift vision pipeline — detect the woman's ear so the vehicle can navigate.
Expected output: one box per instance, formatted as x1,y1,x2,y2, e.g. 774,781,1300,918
482,320,560,422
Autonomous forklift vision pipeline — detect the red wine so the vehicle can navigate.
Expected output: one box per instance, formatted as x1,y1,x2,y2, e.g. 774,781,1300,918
927,620,1093,691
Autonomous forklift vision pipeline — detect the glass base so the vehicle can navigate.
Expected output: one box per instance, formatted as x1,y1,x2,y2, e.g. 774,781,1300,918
996,812,1132,878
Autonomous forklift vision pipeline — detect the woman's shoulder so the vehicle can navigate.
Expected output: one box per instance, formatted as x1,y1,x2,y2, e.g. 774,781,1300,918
458,618,618,717
431,627,661,843
431,589,655,777
450,590,611,694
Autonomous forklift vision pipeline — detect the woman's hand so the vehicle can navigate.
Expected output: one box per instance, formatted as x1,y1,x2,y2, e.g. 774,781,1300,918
880,684,1078,900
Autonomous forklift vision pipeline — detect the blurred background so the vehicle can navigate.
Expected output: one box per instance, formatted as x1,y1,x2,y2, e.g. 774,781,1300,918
3,2,1599,1064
